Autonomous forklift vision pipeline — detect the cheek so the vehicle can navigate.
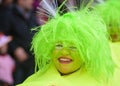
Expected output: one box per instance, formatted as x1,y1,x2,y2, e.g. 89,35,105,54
74,59,81,67
52,50,61,58
72,52,82,66
52,56,59,70
52,50,59,63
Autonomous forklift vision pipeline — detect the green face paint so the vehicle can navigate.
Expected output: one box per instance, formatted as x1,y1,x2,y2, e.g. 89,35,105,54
52,41,82,74
32,10,114,80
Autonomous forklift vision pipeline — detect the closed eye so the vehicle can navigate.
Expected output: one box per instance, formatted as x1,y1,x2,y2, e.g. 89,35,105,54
69,46,77,50
55,44,63,50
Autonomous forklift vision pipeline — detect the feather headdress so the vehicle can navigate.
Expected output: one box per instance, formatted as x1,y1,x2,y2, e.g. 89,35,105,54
36,0,94,24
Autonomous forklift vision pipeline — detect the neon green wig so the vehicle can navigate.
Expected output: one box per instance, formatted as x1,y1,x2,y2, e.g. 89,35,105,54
31,9,114,80
95,0,120,40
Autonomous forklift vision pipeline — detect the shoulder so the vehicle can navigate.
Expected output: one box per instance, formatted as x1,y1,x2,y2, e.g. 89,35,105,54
17,81,43,86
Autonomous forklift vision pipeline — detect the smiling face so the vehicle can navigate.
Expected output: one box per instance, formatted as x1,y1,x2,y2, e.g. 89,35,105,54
52,41,82,75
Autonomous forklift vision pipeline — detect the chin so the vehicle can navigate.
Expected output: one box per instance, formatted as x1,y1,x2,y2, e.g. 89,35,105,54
59,70,73,75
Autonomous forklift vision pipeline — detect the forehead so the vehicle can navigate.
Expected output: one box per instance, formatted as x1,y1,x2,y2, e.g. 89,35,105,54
55,41,76,46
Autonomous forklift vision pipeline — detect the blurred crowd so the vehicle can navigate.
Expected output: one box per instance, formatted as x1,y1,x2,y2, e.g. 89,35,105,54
0,0,104,86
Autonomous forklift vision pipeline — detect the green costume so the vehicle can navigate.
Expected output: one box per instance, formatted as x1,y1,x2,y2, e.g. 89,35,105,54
18,0,115,86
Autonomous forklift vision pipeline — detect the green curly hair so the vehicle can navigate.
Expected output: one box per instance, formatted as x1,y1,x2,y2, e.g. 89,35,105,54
31,9,114,80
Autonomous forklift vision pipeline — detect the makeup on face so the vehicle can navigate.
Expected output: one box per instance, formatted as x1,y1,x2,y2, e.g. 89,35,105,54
52,41,82,75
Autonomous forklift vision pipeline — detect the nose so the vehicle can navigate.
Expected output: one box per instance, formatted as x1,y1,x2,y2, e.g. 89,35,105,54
61,48,70,55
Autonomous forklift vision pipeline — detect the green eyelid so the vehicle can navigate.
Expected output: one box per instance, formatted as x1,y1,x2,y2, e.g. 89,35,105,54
55,44,63,49
69,46,77,50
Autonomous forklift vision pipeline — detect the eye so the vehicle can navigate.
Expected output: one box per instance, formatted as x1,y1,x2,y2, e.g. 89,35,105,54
69,46,77,50
55,44,63,50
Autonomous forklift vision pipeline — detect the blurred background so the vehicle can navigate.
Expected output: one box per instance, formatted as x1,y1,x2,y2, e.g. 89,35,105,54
0,0,41,86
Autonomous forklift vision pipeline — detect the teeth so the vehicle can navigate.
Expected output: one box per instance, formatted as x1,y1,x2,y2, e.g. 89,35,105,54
59,58,71,61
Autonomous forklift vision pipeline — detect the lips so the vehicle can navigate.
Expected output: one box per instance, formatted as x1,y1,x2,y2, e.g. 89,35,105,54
58,57,73,64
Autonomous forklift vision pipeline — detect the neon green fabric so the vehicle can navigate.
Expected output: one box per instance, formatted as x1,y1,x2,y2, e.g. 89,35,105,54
110,42,120,68
110,42,120,86
18,64,110,86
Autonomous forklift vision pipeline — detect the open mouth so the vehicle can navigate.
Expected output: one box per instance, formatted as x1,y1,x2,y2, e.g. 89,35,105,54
58,57,73,64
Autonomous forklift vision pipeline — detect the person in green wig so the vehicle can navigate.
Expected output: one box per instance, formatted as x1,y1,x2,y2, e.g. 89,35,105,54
96,0,120,42
18,0,114,86
95,0,120,86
